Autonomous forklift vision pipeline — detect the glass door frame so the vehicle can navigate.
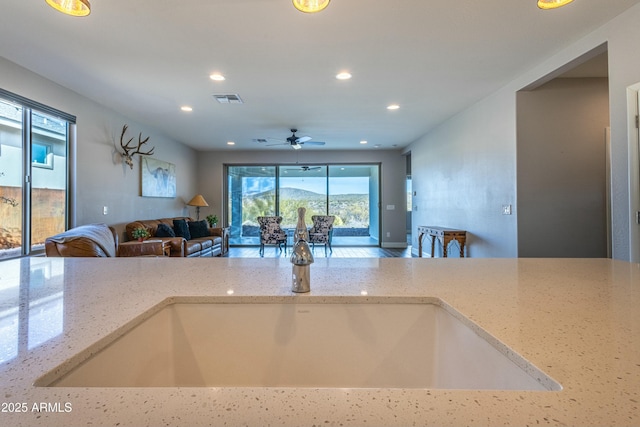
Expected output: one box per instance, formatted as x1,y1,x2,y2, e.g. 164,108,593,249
224,162,381,247
0,88,75,258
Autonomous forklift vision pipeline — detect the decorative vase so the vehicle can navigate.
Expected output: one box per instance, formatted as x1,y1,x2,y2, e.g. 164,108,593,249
138,237,144,242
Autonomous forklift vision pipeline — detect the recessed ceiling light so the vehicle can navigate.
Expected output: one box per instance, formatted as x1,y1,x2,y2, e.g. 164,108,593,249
537,0,574,9
336,72,352,80
360,140,368,145
387,104,400,110
180,106,193,112
227,141,235,145
210,73,226,81
45,0,91,17
293,0,330,13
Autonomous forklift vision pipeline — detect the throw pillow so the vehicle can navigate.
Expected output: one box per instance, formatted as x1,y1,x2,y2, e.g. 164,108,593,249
155,223,176,238
188,220,209,239
173,219,191,240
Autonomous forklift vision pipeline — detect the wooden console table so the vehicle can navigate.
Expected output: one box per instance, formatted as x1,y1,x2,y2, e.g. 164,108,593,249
417,226,467,258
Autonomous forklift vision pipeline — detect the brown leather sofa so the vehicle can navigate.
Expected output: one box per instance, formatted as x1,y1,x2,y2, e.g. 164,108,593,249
125,217,222,257
45,223,119,257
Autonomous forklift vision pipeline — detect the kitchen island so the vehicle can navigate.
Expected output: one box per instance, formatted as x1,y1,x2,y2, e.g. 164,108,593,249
0,257,638,426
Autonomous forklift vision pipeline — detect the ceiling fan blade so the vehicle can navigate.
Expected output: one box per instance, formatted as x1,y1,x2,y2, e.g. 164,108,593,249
296,136,312,143
265,142,288,147
302,141,326,146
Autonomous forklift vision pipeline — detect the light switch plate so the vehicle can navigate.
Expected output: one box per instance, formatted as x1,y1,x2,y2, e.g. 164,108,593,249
502,204,512,215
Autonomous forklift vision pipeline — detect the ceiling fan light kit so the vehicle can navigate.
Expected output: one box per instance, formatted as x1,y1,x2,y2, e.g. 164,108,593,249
293,0,330,13
537,0,574,10
263,129,326,149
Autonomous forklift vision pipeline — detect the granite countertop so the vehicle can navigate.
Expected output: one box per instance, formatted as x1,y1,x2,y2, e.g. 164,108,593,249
0,257,638,426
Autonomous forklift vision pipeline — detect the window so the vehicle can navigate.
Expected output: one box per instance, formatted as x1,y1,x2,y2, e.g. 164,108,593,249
226,164,380,246
0,89,74,259
32,142,53,169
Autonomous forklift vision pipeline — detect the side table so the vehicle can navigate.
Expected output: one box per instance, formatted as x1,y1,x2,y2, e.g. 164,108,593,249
118,239,169,257
417,226,467,258
212,227,230,256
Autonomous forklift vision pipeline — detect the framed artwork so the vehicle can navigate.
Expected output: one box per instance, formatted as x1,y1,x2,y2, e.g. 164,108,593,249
141,157,176,198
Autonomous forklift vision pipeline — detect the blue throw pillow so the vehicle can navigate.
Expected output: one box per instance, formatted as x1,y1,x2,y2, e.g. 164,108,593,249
156,223,176,238
173,219,191,240
188,220,209,239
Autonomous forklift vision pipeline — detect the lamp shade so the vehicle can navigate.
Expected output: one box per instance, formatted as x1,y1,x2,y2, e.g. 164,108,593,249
45,0,91,16
293,0,330,13
537,0,574,9
187,194,209,207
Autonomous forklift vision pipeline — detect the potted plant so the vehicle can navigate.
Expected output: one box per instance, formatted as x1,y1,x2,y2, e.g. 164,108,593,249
206,214,218,228
132,226,151,242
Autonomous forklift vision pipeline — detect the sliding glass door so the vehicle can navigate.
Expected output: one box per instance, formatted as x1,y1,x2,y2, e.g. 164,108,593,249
227,166,276,245
328,165,379,245
0,92,72,259
278,165,327,228
226,164,380,246
0,99,23,258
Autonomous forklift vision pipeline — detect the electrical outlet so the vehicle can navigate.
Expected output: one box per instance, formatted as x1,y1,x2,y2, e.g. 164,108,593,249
386,232,391,237
502,204,512,215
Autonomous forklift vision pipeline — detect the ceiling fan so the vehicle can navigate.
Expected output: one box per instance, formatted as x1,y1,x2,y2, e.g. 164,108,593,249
284,165,323,172
262,129,326,150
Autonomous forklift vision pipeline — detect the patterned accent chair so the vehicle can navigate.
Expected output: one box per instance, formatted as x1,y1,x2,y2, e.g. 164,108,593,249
308,215,335,255
257,216,288,256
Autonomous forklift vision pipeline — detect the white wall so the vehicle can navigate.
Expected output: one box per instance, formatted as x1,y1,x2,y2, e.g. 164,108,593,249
195,149,407,248
517,78,610,257
408,4,640,261
0,56,199,239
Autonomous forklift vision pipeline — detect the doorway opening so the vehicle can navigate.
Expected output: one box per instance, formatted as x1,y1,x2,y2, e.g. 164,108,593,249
516,46,611,258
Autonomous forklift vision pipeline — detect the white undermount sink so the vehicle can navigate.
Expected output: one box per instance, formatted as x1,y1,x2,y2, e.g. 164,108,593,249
36,297,560,390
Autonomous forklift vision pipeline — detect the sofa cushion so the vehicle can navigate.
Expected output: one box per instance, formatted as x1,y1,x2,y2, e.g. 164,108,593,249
156,223,176,238
188,220,209,239
184,240,202,256
173,219,191,240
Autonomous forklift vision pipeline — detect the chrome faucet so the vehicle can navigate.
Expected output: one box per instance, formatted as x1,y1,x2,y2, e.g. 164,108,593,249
290,230,314,293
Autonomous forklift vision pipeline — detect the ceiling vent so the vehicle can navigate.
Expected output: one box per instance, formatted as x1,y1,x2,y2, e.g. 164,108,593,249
213,94,243,104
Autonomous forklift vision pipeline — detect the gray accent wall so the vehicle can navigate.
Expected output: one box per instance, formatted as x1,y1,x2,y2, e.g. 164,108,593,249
195,150,407,248
517,78,609,257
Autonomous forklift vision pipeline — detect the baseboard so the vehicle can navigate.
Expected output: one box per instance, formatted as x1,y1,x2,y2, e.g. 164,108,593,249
381,242,408,249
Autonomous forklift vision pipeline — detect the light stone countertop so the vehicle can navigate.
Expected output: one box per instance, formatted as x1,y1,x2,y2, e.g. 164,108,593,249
0,256,639,426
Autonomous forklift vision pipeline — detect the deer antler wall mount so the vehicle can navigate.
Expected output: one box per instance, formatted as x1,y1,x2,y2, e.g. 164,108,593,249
118,124,155,169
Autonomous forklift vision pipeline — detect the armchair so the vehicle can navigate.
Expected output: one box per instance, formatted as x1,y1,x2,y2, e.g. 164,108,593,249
257,216,288,256
308,215,335,255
